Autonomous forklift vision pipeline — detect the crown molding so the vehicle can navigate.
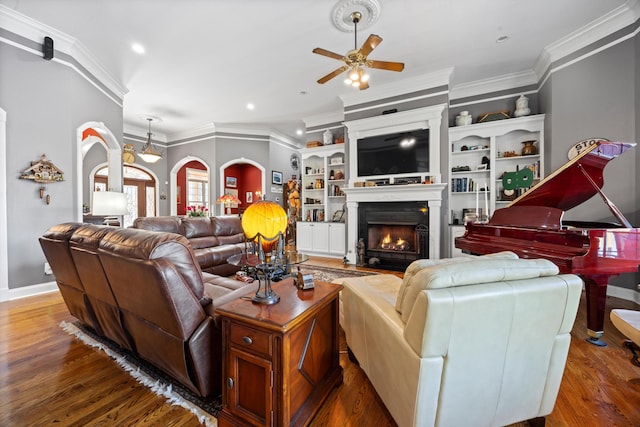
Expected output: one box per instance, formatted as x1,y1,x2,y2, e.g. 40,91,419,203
303,110,345,129
534,0,639,79
123,123,168,143
449,70,538,101
0,5,127,100
340,67,453,107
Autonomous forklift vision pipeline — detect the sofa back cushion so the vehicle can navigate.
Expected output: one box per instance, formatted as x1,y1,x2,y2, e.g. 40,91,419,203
98,228,206,303
395,251,518,314
133,216,183,234
182,217,215,239
212,216,245,245
398,254,558,323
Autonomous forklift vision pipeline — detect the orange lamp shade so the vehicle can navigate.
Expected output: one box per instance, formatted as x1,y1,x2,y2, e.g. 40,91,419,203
241,200,288,251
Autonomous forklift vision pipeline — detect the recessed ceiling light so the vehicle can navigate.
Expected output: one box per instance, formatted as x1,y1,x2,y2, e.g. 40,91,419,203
131,43,145,54
247,103,255,110
496,35,509,43
296,129,303,135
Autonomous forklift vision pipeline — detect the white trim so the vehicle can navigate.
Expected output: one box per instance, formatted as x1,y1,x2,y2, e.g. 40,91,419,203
449,70,538,101
170,156,211,216
449,89,538,109
345,90,449,116
340,68,453,107
304,111,346,129
0,4,127,100
77,122,123,221
607,284,640,305
6,281,58,301
0,108,7,302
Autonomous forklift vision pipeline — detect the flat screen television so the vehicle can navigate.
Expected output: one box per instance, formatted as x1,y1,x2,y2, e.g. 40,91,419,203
357,129,429,177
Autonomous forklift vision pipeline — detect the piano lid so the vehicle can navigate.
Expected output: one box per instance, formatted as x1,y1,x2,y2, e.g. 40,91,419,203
508,140,636,211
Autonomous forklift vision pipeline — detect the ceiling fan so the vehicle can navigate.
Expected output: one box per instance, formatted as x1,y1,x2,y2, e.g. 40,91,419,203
313,11,404,90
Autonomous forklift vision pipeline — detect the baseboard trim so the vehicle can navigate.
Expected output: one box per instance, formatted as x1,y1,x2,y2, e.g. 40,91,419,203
5,281,58,301
607,285,640,305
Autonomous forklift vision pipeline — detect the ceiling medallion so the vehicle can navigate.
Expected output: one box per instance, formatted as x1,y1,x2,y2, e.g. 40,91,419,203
331,0,381,33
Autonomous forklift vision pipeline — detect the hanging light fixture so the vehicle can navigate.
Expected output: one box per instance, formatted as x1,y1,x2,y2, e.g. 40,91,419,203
343,12,370,89
138,118,163,163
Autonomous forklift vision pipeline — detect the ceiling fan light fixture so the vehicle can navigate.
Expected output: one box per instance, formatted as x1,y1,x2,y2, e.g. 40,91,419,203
349,68,360,81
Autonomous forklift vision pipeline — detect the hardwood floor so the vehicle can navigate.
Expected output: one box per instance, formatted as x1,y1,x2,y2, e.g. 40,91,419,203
1,257,639,426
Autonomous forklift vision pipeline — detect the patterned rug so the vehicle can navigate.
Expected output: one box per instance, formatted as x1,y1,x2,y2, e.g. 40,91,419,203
60,321,220,427
295,264,377,283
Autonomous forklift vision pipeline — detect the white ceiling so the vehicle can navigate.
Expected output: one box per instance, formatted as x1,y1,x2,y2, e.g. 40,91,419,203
0,0,633,142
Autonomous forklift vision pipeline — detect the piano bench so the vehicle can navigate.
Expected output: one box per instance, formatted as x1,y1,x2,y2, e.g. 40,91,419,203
610,309,640,367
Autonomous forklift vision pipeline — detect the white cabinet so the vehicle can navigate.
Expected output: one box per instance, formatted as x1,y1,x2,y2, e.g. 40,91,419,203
300,145,346,223
296,222,345,257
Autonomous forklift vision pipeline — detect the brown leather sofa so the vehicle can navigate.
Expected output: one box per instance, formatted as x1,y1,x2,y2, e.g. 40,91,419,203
40,223,254,398
132,215,245,277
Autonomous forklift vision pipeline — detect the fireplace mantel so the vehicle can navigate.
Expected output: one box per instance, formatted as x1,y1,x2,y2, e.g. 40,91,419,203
343,183,446,264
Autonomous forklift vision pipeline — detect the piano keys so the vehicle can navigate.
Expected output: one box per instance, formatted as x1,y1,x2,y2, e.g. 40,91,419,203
456,140,640,346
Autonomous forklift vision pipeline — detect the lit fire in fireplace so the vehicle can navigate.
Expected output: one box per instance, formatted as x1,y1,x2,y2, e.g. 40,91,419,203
380,233,410,251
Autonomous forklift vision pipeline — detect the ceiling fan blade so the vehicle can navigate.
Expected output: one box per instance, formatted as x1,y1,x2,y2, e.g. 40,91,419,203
317,66,348,84
368,60,405,72
359,34,382,58
312,47,344,61
359,81,370,90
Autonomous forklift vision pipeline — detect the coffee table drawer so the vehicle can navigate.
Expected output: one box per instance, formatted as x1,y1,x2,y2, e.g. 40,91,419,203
229,323,272,356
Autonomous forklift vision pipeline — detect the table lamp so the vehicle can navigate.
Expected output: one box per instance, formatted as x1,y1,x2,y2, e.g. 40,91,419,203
241,200,288,304
92,191,128,226
216,194,242,215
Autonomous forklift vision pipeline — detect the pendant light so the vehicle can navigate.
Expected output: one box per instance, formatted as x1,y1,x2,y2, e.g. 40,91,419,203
138,118,163,163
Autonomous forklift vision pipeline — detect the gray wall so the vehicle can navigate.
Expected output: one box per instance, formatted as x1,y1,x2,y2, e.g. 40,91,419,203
1,42,122,289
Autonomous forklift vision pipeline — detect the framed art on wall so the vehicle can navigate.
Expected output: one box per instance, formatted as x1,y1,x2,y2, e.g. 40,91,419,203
246,191,253,203
226,176,237,188
272,171,283,185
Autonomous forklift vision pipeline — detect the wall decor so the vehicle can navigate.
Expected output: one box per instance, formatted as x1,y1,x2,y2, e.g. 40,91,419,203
226,176,237,187
477,111,510,123
246,191,253,203
272,170,283,185
20,154,64,183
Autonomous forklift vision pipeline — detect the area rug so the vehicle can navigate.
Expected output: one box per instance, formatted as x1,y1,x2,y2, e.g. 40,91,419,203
295,264,377,283
60,320,220,427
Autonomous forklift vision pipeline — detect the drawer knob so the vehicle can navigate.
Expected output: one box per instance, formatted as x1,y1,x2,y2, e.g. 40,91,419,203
242,336,253,345
227,377,234,389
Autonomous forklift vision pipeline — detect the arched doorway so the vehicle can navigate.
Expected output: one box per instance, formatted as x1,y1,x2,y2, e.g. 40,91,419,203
170,156,211,216
219,159,265,216
93,164,158,227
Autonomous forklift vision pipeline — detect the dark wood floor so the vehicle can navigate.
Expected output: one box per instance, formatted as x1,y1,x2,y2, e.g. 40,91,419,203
1,257,639,426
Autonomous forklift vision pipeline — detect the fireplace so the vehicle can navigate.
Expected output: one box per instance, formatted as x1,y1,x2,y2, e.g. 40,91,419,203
359,202,429,270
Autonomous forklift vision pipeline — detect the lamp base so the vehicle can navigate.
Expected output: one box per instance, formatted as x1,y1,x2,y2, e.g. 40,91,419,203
252,291,280,305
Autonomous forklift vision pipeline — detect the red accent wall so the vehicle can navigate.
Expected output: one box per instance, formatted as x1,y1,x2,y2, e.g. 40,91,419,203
223,164,261,214
177,161,207,216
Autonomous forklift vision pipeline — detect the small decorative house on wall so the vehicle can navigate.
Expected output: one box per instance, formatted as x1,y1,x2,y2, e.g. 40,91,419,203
19,154,64,205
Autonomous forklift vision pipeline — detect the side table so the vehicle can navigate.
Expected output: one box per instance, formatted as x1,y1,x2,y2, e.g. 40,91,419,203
217,278,343,427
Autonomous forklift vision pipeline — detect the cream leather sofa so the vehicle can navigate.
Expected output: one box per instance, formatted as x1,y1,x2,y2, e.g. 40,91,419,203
334,253,582,427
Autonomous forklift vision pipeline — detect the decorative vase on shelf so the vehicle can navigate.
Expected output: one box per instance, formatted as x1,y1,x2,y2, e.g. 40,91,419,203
521,140,538,156
323,129,333,145
514,95,531,117
455,111,472,126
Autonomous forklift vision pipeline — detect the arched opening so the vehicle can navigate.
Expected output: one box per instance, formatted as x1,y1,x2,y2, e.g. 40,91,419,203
170,156,211,216
93,164,158,227
219,159,265,216
77,122,123,221
176,160,209,216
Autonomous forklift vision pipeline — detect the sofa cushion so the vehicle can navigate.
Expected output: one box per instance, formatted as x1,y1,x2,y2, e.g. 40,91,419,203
133,216,183,234
98,228,207,304
189,236,220,249
399,255,558,323
395,251,518,314
182,217,215,239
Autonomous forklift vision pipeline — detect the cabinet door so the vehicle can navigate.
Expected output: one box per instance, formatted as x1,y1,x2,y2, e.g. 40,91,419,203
312,223,329,252
328,223,345,255
226,347,273,427
296,222,313,252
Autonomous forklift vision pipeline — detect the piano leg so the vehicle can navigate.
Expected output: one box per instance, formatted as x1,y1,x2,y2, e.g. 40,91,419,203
583,275,609,347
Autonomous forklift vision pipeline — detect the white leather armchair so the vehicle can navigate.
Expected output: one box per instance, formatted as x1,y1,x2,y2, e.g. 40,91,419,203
335,254,582,427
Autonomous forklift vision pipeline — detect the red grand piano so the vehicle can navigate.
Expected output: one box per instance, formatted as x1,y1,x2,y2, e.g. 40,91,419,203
456,140,640,346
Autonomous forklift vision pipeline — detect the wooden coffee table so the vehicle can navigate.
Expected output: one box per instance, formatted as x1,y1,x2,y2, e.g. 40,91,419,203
217,278,343,427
